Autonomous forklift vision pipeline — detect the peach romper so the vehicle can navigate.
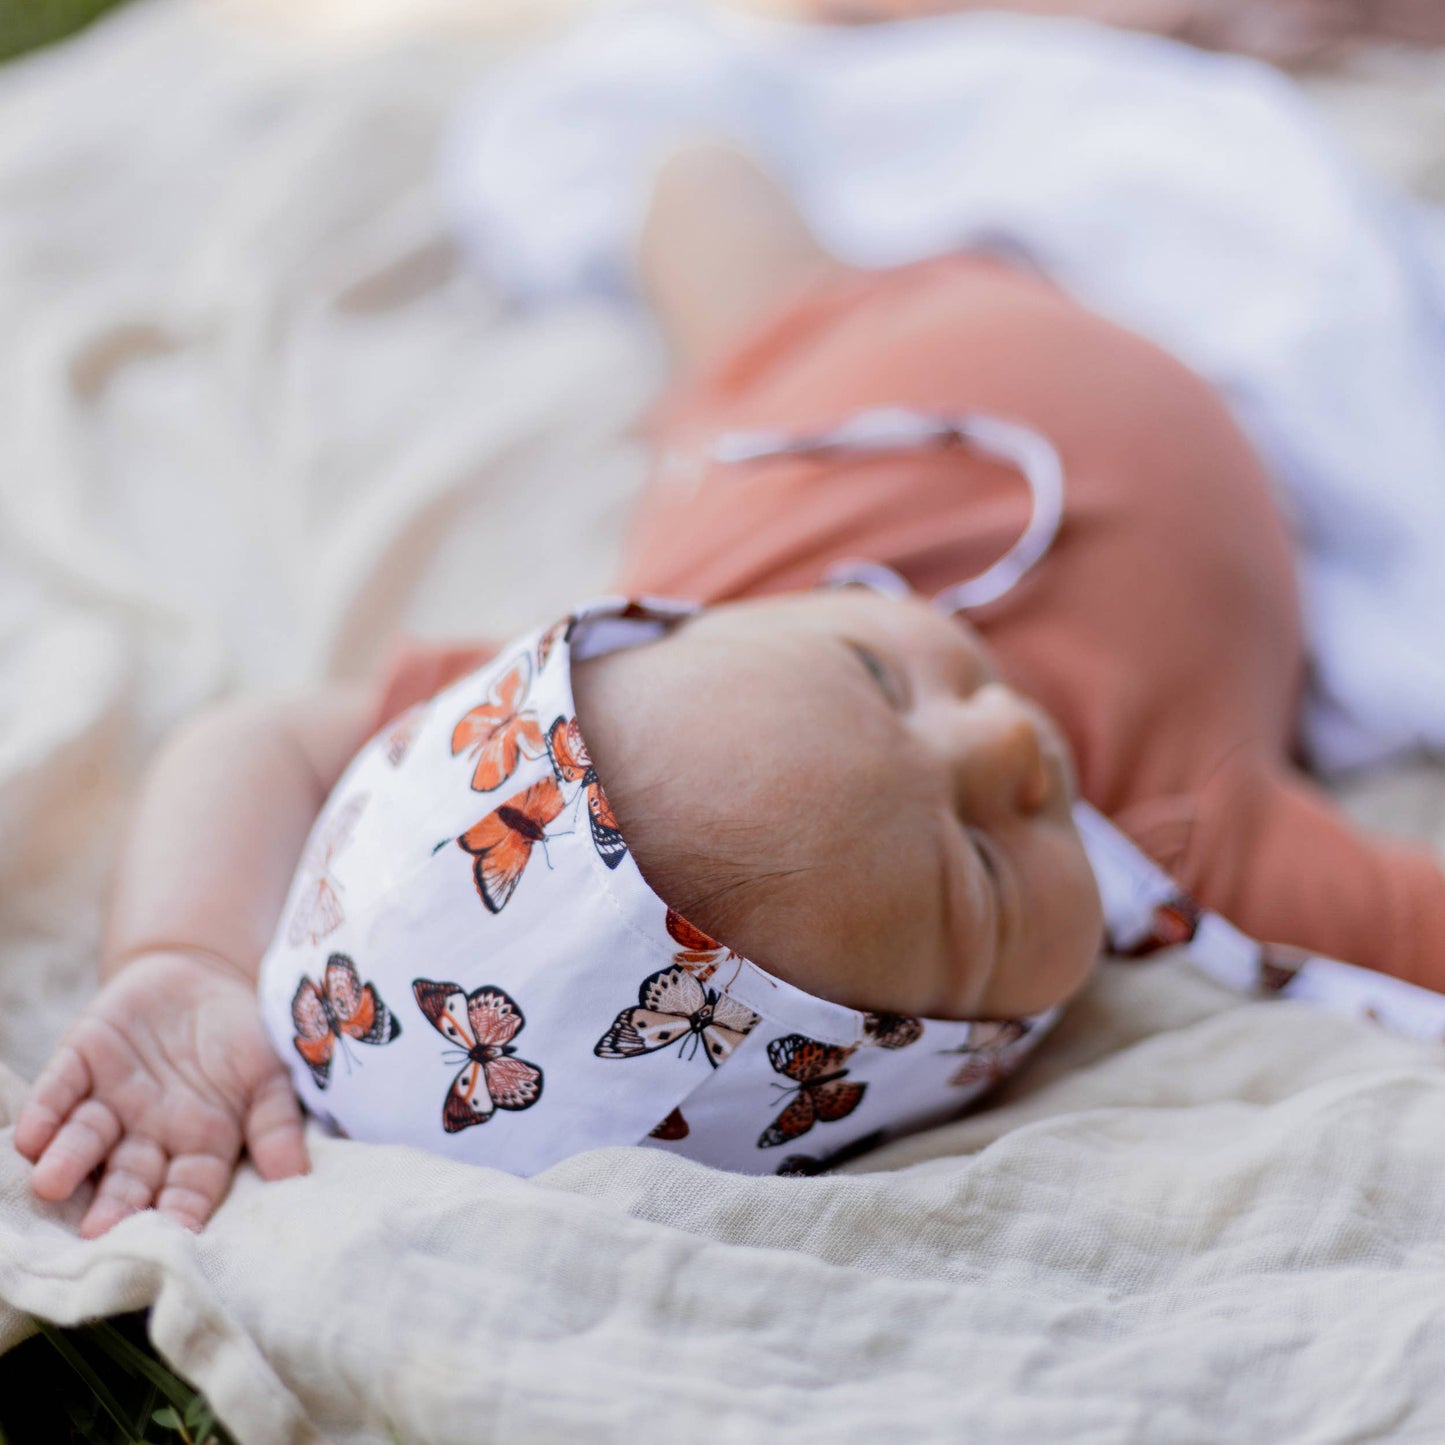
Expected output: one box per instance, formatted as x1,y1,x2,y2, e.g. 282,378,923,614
379,255,1445,991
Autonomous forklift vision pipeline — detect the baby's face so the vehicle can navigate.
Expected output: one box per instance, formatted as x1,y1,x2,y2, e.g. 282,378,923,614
573,591,1103,1020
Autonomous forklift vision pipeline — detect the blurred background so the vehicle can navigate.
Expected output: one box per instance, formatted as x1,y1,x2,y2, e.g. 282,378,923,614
2,8,1443,1435
6,0,1445,65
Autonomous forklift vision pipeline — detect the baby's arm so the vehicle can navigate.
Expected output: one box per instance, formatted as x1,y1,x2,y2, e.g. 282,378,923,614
1177,752,1445,990
13,687,373,1237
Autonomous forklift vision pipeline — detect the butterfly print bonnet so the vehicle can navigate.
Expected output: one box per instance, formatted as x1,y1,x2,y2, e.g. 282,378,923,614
257,596,1072,1175
260,592,1445,1176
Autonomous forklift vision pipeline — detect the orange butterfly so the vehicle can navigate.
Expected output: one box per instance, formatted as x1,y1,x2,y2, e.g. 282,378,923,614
547,715,627,870
451,654,545,793
594,965,759,1068
412,979,543,1133
665,908,738,984
942,1020,1029,1089
287,793,367,948
290,953,401,1090
1121,894,1202,957
536,615,574,673
758,1035,866,1148
457,776,566,913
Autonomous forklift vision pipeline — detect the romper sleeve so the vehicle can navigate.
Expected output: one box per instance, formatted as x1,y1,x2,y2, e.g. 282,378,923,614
367,637,498,735
1121,747,1445,993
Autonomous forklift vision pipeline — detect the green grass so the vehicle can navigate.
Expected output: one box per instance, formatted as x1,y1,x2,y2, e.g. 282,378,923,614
0,1313,233,1444
0,0,135,64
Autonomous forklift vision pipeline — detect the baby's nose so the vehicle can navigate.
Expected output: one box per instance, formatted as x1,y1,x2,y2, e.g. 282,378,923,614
951,684,1051,822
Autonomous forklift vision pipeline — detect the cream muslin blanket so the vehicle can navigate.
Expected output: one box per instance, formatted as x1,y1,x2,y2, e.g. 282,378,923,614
2,3,1445,1440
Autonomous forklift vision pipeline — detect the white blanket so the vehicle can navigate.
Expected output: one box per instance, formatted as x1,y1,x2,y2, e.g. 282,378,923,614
3,3,1445,1440
445,2,1445,776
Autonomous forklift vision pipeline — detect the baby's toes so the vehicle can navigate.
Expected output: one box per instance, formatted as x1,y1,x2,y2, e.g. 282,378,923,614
14,1045,93,1162
29,1098,121,1203
79,1135,168,1239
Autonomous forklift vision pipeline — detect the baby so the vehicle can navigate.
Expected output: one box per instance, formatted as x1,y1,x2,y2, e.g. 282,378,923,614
14,146,1445,1235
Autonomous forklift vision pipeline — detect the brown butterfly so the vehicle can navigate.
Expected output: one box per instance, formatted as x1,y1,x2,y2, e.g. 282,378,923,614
861,1012,924,1050
287,793,368,948
380,703,425,768
775,1129,888,1177
290,953,401,1090
594,965,759,1068
757,1036,866,1148
648,1107,690,1141
1258,943,1307,994
457,776,566,913
412,979,543,1133
942,1020,1030,1089
547,715,627,870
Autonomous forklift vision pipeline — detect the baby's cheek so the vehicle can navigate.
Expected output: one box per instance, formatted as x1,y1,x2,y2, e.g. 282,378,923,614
764,869,944,1015
1038,841,1106,1002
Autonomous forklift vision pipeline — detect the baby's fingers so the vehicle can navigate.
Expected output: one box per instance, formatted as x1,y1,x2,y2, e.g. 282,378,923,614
155,1153,233,1233
79,1135,168,1239
14,1045,93,1162
243,1073,310,1183
28,1098,121,1202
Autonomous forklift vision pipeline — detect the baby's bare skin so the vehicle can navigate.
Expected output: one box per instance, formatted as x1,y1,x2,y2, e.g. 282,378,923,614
14,690,372,1236
576,590,1102,1020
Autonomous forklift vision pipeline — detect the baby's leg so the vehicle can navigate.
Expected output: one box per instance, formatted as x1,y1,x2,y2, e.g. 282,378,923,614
638,142,844,374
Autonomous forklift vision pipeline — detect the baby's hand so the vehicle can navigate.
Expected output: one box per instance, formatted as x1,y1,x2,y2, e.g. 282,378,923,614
13,951,307,1237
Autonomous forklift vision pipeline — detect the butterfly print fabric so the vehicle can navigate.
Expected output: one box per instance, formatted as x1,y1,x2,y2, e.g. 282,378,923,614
287,792,367,948
1119,894,1202,957
861,1012,924,1050
942,1020,1031,1090
774,1129,888,1177
381,703,426,768
413,980,544,1132
757,1036,867,1149
451,653,545,793
547,715,626,869
258,597,1070,1180
535,615,573,673
457,776,566,913
290,953,401,1090
1258,944,1308,993
649,1107,690,1141
665,909,738,983
595,965,760,1068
